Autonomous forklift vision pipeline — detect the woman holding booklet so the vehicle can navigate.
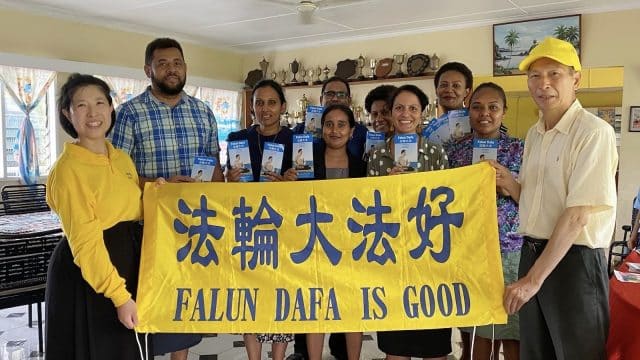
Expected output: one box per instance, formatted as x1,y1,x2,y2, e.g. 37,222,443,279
445,82,524,360
367,84,450,360
283,104,366,360
225,79,293,359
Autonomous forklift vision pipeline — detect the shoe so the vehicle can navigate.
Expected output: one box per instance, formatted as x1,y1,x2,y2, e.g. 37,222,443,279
286,353,306,360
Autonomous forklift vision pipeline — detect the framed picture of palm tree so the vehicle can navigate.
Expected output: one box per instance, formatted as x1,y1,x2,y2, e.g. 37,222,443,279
493,14,581,76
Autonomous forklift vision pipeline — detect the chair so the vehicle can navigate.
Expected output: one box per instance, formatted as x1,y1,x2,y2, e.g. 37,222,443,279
0,232,63,353
608,197,639,275
0,184,49,215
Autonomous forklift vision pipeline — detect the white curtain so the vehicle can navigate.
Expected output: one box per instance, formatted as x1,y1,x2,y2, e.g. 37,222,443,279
99,76,149,108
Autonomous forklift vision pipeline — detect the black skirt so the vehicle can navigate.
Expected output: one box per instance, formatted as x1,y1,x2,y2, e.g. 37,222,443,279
377,328,452,358
45,221,150,360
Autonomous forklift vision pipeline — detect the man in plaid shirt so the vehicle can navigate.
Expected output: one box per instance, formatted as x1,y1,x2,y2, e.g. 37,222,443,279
111,37,222,360
112,37,224,185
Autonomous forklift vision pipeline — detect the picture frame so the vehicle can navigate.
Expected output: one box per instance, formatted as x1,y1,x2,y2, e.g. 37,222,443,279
630,106,640,132
493,14,581,76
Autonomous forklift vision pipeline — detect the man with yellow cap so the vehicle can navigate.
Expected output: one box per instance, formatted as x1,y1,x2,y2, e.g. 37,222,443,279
495,37,617,359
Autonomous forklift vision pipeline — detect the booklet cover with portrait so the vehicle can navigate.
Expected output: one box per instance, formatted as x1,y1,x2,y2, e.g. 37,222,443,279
394,133,418,172
449,109,471,140
293,134,314,179
472,138,499,163
365,131,386,160
191,156,217,182
260,142,284,182
227,140,252,182
422,113,450,145
305,105,324,140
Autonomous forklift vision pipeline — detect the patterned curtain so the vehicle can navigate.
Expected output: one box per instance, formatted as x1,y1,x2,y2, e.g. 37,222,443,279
196,87,241,166
0,66,55,184
99,76,149,108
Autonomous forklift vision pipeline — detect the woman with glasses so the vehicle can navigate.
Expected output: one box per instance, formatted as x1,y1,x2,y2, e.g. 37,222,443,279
367,85,451,360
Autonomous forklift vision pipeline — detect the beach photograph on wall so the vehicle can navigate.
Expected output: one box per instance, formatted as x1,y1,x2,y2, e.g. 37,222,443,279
493,14,581,76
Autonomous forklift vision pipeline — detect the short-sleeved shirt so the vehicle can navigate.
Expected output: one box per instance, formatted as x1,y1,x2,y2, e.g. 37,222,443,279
111,87,219,179
446,133,524,253
519,100,618,248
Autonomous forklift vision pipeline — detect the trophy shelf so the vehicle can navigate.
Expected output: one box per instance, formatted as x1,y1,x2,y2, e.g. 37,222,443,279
282,72,436,88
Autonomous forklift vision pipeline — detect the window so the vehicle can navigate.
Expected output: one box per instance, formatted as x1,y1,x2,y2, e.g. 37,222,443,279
0,76,55,179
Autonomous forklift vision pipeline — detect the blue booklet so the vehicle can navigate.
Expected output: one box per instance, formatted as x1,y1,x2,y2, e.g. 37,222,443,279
191,156,217,182
260,142,285,182
472,138,499,163
365,131,386,159
449,109,471,140
305,105,324,140
293,134,314,179
422,113,450,145
227,140,253,182
394,133,418,172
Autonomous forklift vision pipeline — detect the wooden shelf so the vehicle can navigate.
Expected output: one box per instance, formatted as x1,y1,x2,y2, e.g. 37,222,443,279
281,72,436,88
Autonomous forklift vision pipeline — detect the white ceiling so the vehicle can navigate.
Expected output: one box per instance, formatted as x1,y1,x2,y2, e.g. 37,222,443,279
1,0,640,53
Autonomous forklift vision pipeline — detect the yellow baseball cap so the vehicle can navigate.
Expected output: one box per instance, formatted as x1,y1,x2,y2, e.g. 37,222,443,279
518,37,581,72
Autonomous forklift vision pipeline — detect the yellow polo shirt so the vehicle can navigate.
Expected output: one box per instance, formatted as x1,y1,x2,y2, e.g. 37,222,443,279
47,141,142,307
519,100,617,248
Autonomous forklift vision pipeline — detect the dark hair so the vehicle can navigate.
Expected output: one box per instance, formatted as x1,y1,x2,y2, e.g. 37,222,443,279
251,79,286,105
321,104,356,128
145,38,184,65
364,85,397,112
470,82,508,110
321,76,351,97
434,62,473,90
390,84,429,111
58,73,115,138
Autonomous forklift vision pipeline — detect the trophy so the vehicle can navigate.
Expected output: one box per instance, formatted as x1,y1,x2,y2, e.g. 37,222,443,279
430,53,440,71
369,58,377,79
322,65,330,81
297,94,310,113
279,69,287,86
306,68,315,86
290,59,300,83
259,57,269,80
393,53,406,77
314,66,323,84
354,105,364,124
356,55,366,80
270,71,277,80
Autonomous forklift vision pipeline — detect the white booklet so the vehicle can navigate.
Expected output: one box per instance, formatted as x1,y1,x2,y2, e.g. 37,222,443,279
394,133,418,172
260,142,284,182
472,138,499,163
227,140,253,182
449,109,471,140
191,156,217,182
305,105,324,140
293,133,314,179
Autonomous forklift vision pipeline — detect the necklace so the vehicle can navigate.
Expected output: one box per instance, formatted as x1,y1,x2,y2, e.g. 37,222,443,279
257,127,282,155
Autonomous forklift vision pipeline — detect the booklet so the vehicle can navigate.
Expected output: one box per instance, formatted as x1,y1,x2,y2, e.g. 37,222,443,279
364,131,386,160
472,138,499,163
305,105,324,140
191,156,217,182
227,140,253,182
394,133,418,172
614,270,640,283
422,113,450,145
260,142,284,182
293,134,314,179
449,109,471,140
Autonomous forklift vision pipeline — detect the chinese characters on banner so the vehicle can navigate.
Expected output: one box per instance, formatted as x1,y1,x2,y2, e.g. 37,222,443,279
136,162,506,334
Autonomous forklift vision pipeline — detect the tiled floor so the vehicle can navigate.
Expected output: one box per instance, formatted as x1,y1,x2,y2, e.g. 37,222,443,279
1,304,468,360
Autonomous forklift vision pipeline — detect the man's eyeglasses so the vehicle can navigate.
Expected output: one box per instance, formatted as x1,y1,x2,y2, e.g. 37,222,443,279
322,91,348,99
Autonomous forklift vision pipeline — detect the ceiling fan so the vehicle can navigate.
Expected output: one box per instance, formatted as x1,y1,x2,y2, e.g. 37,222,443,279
266,0,364,24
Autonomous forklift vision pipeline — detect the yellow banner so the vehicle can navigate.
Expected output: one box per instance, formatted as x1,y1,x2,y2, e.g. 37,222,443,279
136,163,506,333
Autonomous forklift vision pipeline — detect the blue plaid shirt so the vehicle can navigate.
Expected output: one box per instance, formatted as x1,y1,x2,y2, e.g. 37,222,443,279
111,87,219,179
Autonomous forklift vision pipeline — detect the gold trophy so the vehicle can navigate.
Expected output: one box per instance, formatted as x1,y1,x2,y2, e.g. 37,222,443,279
322,65,331,81
297,94,310,113
306,68,315,86
430,53,440,71
314,66,323,84
393,53,406,77
279,69,287,86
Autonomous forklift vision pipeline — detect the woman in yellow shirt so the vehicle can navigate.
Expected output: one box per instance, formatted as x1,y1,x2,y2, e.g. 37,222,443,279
45,74,149,359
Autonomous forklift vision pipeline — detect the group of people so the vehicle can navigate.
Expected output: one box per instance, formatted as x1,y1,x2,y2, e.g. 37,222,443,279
44,35,617,360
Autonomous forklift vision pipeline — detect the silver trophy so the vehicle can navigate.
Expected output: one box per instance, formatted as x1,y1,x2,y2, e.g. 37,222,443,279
259,58,269,80
393,53,406,77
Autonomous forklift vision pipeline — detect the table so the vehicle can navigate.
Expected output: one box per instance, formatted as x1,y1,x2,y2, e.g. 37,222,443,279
0,211,61,238
607,250,640,359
